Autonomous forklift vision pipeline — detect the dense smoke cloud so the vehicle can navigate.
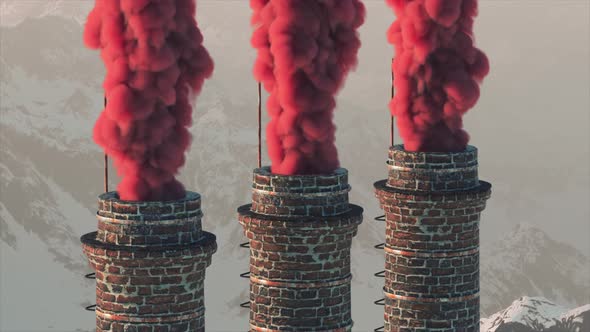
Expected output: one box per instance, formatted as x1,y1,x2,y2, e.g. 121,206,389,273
386,0,489,151
251,0,365,174
84,0,213,201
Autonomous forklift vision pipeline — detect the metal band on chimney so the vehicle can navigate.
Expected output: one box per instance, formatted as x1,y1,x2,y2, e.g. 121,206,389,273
95,307,205,323
384,246,479,258
250,274,352,288
249,323,353,332
383,290,479,303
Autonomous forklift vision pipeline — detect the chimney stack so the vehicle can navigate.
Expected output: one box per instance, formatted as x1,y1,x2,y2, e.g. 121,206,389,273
238,167,363,331
374,145,491,331
81,191,217,332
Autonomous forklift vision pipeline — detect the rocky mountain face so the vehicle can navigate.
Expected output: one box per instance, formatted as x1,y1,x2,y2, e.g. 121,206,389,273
480,296,589,332
0,14,259,332
1,14,588,332
480,223,590,317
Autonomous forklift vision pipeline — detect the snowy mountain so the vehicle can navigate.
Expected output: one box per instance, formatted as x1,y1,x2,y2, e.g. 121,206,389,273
0,0,90,27
481,223,590,316
0,15,260,332
480,296,589,332
1,11,589,332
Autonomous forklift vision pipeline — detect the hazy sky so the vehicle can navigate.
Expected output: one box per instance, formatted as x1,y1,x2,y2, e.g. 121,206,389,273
1,0,588,250
0,1,588,331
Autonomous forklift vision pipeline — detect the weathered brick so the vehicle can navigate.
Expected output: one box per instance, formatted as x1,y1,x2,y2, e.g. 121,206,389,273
239,168,362,331
82,191,215,332
376,145,490,331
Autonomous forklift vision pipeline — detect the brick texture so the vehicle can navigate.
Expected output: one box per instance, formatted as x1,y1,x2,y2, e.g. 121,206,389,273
239,167,363,332
96,191,203,246
251,166,350,217
374,145,491,332
81,191,217,332
386,145,479,192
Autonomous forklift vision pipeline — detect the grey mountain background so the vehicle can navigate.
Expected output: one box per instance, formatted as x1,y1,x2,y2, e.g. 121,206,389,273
480,296,589,332
0,1,588,331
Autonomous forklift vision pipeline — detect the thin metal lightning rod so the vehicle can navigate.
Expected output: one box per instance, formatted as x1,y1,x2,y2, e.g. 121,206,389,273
257,82,262,169
104,96,109,193
239,82,263,311
374,56,396,332
390,57,395,147
85,96,108,312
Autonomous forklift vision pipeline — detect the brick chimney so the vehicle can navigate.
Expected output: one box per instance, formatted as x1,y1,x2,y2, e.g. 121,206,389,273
238,166,363,331
374,145,491,331
81,191,217,332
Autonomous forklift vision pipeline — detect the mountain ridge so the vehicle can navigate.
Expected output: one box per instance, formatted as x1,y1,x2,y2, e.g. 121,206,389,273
480,296,589,332
1,14,588,332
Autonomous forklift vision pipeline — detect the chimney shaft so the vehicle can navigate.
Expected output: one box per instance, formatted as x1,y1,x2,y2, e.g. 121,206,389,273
81,191,217,332
238,167,363,331
374,145,491,331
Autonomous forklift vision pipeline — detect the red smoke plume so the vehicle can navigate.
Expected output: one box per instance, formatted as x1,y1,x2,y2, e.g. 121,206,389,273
386,0,489,152
84,0,213,201
251,0,365,175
